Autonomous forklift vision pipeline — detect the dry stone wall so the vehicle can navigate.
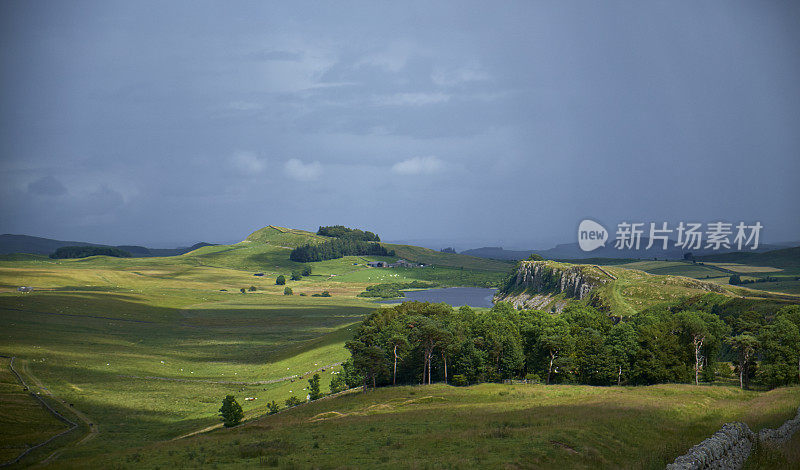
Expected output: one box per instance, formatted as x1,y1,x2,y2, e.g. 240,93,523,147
666,406,800,470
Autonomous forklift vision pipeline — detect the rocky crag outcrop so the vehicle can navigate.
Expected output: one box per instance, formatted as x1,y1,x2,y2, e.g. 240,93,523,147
494,261,611,312
666,405,800,470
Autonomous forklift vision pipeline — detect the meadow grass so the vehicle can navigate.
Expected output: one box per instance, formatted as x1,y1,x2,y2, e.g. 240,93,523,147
86,382,800,469
0,357,71,463
613,260,730,279
0,284,374,462
736,279,800,295
1,231,797,467
704,262,784,273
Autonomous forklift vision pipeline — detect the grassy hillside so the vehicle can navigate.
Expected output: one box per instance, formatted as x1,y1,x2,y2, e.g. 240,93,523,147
0,234,103,256
697,246,800,268
497,259,799,316
84,383,800,469
0,356,72,464
0,289,373,461
383,243,512,271
1,227,798,467
0,225,520,464
609,260,728,279
243,225,328,248
606,252,800,295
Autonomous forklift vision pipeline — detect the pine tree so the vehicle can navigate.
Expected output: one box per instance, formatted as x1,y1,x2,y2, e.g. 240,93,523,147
219,395,243,427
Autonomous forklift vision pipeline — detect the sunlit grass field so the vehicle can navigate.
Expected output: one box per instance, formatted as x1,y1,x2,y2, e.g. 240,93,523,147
0,228,797,467
0,286,373,459
0,357,70,463
611,259,800,295
86,383,800,469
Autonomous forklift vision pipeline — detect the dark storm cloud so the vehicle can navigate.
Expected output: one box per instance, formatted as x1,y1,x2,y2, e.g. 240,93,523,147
27,176,67,196
1,1,798,247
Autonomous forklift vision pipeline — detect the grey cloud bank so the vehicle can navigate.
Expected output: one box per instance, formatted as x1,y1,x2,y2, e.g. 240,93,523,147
1,1,798,248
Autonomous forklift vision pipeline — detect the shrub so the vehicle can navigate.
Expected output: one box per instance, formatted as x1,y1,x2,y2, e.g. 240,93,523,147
329,373,346,394
312,291,331,297
451,374,469,386
248,285,257,292
240,288,246,294
283,287,293,296
525,373,542,384
729,274,741,285
285,396,303,408
219,395,244,427
302,266,312,276
266,400,280,414
291,271,302,281
276,275,286,285
308,373,322,400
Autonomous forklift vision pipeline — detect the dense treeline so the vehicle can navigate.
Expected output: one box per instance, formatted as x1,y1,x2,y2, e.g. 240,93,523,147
317,225,380,242
50,246,132,259
290,239,394,262
344,298,800,391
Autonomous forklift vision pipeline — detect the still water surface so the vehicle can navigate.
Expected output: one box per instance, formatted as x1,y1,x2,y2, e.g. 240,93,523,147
377,287,497,308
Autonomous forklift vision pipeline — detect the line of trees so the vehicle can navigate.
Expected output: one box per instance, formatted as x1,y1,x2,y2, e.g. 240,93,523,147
357,281,436,299
344,301,800,390
290,239,394,262
317,225,380,241
50,246,132,259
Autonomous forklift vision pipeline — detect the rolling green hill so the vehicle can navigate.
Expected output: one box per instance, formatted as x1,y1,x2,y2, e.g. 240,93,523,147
697,246,800,268
81,383,800,469
496,259,799,316
383,243,512,272
243,225,329,248
2,226,799,468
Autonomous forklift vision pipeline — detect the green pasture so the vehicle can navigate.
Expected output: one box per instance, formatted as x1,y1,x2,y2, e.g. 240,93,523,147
89,383,800,469
612,260,729,279
0,357,71,464
0,287,374,461
0,227,797,467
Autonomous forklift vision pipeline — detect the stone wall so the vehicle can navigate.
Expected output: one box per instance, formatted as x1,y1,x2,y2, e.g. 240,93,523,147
758,405,800,445
665,422,753,470
666,406,800,470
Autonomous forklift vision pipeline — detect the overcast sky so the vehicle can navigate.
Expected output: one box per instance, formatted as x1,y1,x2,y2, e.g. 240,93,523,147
1,1,798,249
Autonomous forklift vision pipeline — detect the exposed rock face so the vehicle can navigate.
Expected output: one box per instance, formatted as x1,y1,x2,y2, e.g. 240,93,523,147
494,261,610,311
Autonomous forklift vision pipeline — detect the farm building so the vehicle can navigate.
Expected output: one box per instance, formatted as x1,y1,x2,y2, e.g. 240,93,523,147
367,261,389,268
17,286,34,293
389,259,421,268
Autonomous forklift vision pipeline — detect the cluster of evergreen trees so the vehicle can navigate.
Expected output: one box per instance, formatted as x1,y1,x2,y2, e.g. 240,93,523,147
290,238,394,262
50,246,132,259
344,299,800,390
317,225,380,241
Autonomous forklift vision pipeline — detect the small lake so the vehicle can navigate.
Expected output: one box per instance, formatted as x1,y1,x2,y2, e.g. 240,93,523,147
378,287,497,308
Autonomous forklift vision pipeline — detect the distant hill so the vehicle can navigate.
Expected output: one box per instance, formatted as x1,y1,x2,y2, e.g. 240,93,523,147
461,239,793,261
697,246,800,268
238,225,512,272
0,234,104,255
0,234,216,257
460,247,536,260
